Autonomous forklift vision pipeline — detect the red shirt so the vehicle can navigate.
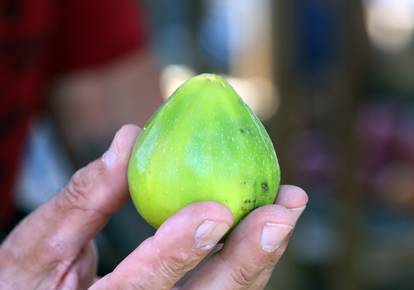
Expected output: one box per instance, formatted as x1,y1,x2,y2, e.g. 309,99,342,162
0,0,147,225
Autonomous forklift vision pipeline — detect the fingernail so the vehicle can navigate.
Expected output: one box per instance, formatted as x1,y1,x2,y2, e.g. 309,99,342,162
102,140,118,167
260,223,292,252
194,220,230,250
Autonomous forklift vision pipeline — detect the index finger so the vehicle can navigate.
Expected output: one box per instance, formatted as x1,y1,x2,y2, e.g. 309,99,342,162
90,202,233,290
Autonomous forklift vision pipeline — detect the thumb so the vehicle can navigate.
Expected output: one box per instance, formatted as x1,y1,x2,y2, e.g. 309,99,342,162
2,125,139,267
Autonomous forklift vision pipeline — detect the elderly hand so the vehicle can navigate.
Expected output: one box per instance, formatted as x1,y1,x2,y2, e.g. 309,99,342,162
0,125,307,290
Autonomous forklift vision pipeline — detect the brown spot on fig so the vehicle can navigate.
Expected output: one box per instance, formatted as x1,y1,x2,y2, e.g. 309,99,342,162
261,182,269,192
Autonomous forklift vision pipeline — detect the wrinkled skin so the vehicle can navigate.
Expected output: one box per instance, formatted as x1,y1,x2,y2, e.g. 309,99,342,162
0,125,307,290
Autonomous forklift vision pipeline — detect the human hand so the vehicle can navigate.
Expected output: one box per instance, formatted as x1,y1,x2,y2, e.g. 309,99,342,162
0,125,308,290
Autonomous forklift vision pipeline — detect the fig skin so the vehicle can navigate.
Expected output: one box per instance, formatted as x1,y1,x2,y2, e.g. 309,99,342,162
128,74,280,228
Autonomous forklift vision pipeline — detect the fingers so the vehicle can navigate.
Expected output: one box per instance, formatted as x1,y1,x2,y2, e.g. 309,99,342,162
247,185,309,289
275,185,308,213
90,202,233,290
2,125,139,267
181,185,308,290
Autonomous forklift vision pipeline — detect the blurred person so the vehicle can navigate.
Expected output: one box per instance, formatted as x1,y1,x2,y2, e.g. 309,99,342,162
0,125,308,289
0,0,162,229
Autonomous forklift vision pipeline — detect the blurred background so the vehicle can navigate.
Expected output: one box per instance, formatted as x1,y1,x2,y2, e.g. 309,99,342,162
1,0,414,289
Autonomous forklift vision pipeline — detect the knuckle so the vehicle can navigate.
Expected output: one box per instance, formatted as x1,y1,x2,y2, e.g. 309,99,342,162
220,254,264,288
230,264,257,287
60,160,106,212
159,251,196,280
154,242,201,281
65,171,89,205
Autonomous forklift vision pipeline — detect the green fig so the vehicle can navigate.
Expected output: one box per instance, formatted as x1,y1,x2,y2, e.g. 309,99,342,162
128,73,280,228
